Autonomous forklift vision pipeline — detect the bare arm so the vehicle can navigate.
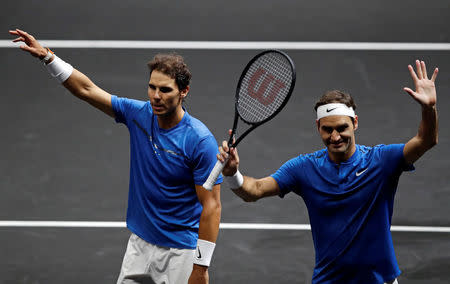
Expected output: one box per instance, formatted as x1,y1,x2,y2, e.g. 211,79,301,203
231,175,280,202
403,60,439,164
9,29,114,118
63,70,114,117
188,184,221,284
218,132,280,202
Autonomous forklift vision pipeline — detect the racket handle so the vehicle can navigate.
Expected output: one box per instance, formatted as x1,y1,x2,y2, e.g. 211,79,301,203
202,158,228,190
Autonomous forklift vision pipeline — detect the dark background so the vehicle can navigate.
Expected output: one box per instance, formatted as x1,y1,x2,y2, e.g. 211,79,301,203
1,0,449,283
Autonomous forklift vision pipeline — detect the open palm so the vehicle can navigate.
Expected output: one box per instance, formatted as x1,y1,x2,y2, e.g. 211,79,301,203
404,60,438,107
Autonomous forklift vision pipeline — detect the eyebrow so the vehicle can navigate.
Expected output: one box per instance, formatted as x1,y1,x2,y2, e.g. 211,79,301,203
321,123,349,131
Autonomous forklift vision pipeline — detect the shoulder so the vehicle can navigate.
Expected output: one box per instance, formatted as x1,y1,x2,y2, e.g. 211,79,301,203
307,148,328,160
280,149,325,169
112,95,148,109
297,148,328,166
358,144,407,167
111,95,150,118
184,113,215,141
181,113,219,159
111,96,150,124
369,144,404,157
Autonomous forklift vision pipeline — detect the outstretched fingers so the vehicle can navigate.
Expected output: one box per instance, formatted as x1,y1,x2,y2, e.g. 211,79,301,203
8,29,19,36
11,36,24,43
9,30,24,42
408,64,418,83
431,67,439,82
415,60,423,79
9,29,45,58
421,60,429,79
19,45,33,52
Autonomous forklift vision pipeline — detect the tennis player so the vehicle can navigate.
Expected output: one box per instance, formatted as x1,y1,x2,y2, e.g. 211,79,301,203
218,60,438,283
10,29,222,284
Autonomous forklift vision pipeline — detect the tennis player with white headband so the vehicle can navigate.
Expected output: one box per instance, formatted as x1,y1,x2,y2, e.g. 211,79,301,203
218,60,439,283
315,103,356,120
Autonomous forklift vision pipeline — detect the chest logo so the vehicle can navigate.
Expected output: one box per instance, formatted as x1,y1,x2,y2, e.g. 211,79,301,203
356,168,368,176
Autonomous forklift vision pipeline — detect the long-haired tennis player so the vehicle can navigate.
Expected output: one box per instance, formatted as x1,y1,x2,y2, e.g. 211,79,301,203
10,28,222,284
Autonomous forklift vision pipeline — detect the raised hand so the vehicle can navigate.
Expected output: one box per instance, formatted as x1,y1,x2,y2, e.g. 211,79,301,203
404,60,438,108
9,29,47,59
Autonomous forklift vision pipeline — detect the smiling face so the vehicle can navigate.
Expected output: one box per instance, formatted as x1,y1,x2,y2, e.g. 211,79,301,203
317,115,358,163
148,70,189,128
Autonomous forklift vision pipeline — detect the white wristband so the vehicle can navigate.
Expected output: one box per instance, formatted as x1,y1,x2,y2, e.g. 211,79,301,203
193,239,216,267
225,169,244,189
41,49,53,63
45,55,74,83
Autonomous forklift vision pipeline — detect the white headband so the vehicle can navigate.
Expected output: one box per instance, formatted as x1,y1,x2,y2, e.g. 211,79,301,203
316,103,355,120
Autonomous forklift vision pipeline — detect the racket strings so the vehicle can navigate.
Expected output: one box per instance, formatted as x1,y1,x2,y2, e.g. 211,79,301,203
238,52,293,124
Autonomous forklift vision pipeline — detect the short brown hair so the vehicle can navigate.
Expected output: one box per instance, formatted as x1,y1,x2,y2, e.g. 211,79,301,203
314,90,356,111
147,53,192,91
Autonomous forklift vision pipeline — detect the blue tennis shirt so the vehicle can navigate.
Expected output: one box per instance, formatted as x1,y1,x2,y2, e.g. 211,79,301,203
112,95,222,249
272,144,414,283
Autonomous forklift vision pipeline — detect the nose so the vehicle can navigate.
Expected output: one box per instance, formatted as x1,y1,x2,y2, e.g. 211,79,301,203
150,88,161,100
330,130,341,142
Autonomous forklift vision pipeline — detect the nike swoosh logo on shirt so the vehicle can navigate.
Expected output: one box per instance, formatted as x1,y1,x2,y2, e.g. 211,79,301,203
356,168,368,176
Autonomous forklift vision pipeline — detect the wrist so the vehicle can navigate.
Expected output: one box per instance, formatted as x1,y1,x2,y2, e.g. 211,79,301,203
192,264,209,271
193,239,216,267
225,169,244,189
45,55,73,83
40,47,54,64
423,104,436,110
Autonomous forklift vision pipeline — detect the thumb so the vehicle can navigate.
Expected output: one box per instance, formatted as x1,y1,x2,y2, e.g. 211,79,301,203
404,87,422,104
403,87,416,97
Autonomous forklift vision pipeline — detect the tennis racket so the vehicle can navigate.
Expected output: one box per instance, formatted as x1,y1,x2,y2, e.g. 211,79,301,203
203,50,296,190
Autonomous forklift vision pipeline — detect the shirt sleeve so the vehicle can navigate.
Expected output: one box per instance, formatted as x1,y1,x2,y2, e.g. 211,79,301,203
378,144,415,175
111,95,146,126
192,135,223,186
271,156,302,198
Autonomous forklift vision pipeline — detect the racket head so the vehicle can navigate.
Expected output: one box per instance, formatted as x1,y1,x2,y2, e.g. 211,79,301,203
235,50,296,126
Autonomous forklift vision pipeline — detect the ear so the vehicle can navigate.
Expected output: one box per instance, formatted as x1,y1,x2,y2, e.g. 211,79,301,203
180,85,189,99
353,115,358,131
316,119,320,131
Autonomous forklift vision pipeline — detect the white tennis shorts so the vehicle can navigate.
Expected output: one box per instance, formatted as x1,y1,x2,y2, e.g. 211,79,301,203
116,233,195,284
385,279,399,284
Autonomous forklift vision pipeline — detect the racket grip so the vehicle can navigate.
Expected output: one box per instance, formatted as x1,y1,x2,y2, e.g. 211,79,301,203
202,158,228,190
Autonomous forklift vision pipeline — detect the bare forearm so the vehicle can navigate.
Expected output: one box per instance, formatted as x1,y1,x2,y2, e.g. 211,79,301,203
231,176,279,202
231,176,261,202
63,69,95,98
197,201,221,242
62,69,114,117
404,105,438,164
417,105,438,147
